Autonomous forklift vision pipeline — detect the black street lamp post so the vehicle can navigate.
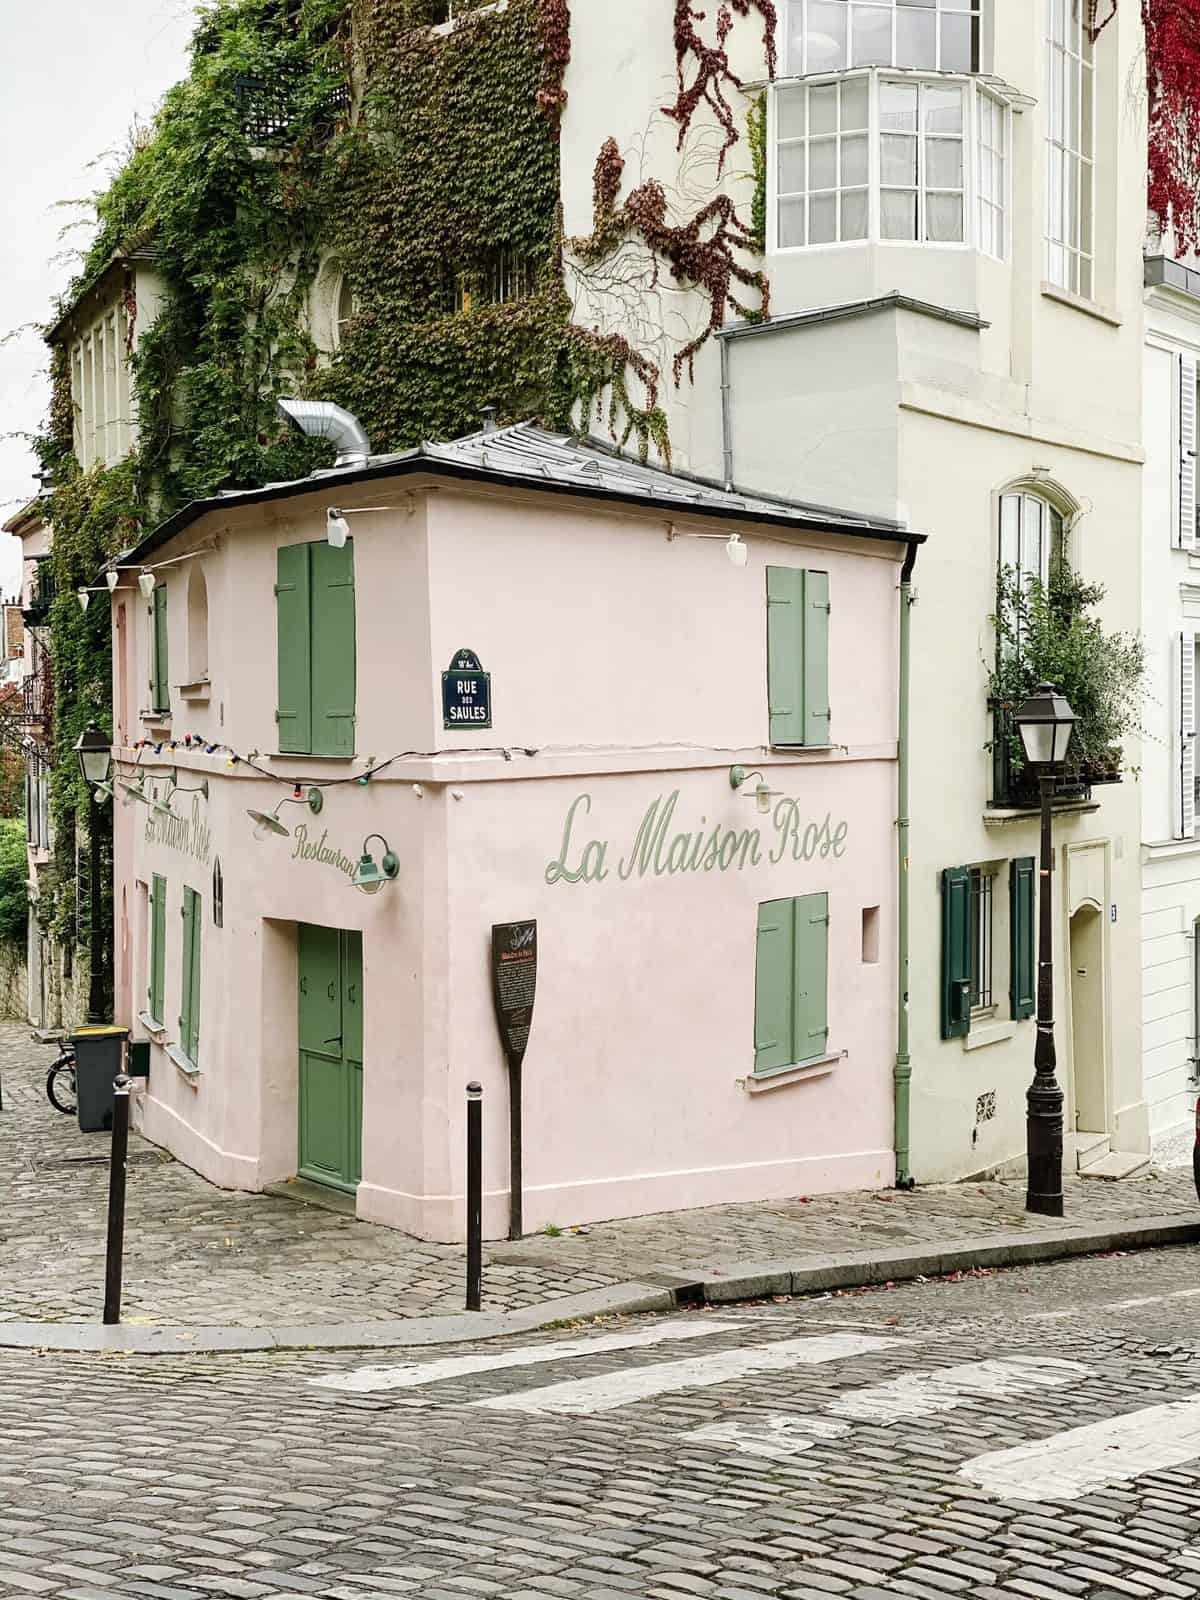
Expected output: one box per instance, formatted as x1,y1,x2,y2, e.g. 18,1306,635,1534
1013,683,1077,1218
74,723,113,1025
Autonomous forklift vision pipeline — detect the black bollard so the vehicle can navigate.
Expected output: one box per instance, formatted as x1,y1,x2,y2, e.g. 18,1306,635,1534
466,1081,483,1312
103,1073,132,1325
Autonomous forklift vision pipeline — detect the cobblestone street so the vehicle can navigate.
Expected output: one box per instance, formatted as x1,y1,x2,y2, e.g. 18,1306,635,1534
1,1023,1198,1329
4,1245,1200,1596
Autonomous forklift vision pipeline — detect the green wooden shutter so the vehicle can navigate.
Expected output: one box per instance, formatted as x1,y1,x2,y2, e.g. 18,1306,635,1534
1009,856,1036,1021
152,585,169,713
149,874,166,1023
275,543,313,754
793,891,829,1061
941,866,972,1039
803,571,832,746
310,541,356,756
754,898,795,1072
179,886,201,1061
767,566,805,746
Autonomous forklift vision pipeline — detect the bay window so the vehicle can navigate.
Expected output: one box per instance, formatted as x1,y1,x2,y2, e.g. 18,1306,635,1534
1044,0,1095,298
773,72,1007,254
785,0,981,76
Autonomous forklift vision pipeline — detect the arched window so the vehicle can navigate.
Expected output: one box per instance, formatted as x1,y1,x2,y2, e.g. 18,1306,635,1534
188,564,209,684
998,490,1066,592
334,272,356,347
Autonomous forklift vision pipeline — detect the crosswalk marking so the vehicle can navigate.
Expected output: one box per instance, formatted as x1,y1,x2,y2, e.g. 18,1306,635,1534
688,1415,852,1460
308,1318,740,1393
960,1395,1200,1501
827,1356,1090,1423
473,1333,901,1416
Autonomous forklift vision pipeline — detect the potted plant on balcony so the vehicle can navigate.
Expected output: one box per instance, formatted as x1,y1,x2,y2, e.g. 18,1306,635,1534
989,564,1145,803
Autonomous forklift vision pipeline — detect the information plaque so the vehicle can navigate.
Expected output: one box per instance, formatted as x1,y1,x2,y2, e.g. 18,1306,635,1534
491,920,537,1070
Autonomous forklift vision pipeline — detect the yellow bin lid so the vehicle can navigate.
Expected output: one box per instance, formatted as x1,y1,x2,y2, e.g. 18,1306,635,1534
71,1025,130,1038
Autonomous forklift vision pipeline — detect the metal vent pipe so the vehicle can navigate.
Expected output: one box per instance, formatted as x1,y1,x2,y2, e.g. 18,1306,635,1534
277,398,371,469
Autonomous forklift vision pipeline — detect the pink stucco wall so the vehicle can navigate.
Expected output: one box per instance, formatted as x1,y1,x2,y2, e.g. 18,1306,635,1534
115,472,904,1241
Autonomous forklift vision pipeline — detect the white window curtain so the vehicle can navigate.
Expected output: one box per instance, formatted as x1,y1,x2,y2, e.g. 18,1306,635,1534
1176,628,1197,841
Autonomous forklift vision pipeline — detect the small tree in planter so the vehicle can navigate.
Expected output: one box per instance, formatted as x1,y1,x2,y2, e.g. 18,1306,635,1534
990,564,1146,785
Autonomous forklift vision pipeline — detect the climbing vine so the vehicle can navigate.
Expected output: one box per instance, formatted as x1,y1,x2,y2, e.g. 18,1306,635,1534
1144,0,1200,257
663,0,777,174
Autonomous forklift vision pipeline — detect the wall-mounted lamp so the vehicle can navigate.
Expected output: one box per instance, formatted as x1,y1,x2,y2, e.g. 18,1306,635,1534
326,506,392,549
351,833,399,895
729,765,776,815
119,777,151,808
666,522,749,569
138,571,156,599
76,589,91,612
245,786,322,841
105,570,120,593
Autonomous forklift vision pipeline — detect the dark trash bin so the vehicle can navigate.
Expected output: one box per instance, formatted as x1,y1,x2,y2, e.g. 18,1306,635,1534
69,1026,130,1133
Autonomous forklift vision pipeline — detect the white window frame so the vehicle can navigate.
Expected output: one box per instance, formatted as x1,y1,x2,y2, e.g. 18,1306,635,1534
1175,627,1198,842
769,71,1009,258
1044,0,1096,298
782,0,982,77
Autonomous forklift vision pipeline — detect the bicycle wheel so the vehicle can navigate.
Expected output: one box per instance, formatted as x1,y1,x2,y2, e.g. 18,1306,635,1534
46,1060,77,1116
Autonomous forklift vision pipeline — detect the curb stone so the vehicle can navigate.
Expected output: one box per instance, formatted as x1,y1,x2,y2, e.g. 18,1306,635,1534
2,1211,1197,1354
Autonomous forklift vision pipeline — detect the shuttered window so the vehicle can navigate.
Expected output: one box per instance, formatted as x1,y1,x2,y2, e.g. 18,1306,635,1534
275,541,356,756
179,885,202,1064
940,865,972,1039
151,585,170,714
766,566,831,747
148,873,166,1025
1180,353,1197,552
754,893,830,1072
1009,856,1036,1021
1176,628,1198,841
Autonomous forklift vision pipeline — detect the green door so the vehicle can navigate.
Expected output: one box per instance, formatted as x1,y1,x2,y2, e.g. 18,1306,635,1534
298,925,363,1193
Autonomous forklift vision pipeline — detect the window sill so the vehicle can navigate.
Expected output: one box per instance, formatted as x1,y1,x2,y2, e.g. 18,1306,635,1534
141,709,172,727
963,1021,1017,1053
177,680,211,702
741,1052,841,1094
266,752,358,763
983,800,1100,827
138,1012,167,1041
1040,282,1121,328
165,1043,200,1083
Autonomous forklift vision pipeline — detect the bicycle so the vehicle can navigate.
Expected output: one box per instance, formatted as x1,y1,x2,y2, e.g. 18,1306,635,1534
45,1038,77,1117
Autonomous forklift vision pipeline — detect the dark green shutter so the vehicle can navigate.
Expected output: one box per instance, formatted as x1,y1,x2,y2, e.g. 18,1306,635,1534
767,566,805,746
754,898,795,1072
275,544,313,754
1010,856,1036,1021
149,874,166,1023
179,887,201,1062
793,891,829,1060
151,585,169,713
803,571,831,746
310,541,356,756
941,866,972,1039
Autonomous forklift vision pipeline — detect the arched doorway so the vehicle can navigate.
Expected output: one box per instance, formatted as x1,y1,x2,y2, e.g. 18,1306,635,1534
1069,902,1108,1135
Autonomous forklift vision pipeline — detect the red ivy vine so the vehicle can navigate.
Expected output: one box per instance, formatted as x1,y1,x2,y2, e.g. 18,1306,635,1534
536,0,571,124
573,136,769,385
663,0,778,173
1144,0,1200,256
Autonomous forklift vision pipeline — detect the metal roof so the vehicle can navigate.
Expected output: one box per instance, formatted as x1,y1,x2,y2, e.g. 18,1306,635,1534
114,421,922,568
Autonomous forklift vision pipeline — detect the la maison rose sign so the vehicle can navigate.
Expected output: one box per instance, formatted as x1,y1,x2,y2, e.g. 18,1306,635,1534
545,790,849,887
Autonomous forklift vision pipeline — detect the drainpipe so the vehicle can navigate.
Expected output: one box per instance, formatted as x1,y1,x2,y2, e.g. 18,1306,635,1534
720,337,734,489
895,538,920,1190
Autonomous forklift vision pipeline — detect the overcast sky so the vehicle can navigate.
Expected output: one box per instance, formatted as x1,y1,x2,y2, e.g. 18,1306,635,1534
0,0,196,592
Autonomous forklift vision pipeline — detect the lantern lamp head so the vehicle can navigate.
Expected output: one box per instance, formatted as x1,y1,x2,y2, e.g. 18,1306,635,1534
76,589,91,612
105,570,120,593
74,723,112,788
726,534,748,569
138,570,156,599
1014,682,1077,771
351,834,399,894
326,508,351,549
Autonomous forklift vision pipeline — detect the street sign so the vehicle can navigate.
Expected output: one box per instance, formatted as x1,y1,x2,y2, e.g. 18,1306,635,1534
442,648,492,730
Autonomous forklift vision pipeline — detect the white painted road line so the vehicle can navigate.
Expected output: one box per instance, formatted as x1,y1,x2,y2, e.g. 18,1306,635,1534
688,1415,852,1460
473,1333,902,1416
961,1395,1200,1502
827,1356,1090,1424
308,1318,740,1393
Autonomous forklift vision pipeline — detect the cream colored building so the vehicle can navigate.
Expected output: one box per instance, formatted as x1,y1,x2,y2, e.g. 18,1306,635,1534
561,1,1151,1181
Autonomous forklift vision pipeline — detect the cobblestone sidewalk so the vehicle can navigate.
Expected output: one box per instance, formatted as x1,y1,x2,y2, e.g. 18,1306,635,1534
1,1024,1196,1329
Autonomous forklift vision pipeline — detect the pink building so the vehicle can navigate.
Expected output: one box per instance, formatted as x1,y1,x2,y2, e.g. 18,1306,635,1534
109,422,921,1242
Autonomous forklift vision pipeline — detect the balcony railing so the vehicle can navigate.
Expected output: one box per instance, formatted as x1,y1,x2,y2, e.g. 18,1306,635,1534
21,670,50,730
233,68,350,146
22,563,56,626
